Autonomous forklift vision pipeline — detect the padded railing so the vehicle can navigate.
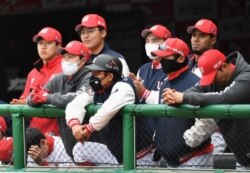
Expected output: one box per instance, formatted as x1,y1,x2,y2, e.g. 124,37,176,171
1,104,250,172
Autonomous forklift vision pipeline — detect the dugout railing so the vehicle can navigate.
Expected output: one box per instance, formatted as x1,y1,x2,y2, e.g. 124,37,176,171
0,103,250,173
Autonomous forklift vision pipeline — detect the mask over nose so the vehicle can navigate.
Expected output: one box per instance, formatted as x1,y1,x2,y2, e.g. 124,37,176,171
89,76,103,92
160,57,188,74
61,60,79,76
145,43,159,60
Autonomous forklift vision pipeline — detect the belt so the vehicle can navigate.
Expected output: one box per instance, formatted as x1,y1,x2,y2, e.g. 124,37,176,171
179,143,214,164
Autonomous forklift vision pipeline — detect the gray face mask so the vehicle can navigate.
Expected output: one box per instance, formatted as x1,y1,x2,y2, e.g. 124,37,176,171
145,43,159,60
61,60,79,76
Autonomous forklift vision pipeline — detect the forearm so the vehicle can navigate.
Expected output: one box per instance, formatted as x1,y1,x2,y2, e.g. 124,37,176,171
47,92,77,108
65,92,93,127
87,82,135,132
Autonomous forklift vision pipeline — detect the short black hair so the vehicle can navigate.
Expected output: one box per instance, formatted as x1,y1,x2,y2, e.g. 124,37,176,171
26,127,45,152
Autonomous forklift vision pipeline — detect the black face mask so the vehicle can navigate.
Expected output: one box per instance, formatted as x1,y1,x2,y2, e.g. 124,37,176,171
89,76,103,92
160,57,188,74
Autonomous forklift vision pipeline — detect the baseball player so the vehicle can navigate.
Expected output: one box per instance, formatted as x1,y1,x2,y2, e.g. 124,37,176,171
185,19,226,155
27,127,117,166
75,13,130,77
129,24,172,165
163,49,250,167
10,27,63,136
132,24,171,101
132,38,213,167
0,136,13,165
26,127,75,166
27,40,92,161
65,54,154,165
0,118,13,165
0,117,7,140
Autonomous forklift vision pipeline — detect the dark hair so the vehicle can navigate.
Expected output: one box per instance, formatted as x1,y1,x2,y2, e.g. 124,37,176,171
26,128,45,152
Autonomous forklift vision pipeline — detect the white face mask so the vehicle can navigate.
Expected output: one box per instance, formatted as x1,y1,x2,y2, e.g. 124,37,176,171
61,60,79,76
145,43,159,60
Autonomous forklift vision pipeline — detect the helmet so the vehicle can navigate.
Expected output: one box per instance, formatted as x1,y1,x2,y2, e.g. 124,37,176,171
86,54,123,78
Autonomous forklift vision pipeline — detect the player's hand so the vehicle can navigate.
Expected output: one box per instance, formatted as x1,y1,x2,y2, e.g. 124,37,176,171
28,145,43,165
31,89,48,104
81,125,92,141
72,124,85,142
10,98,26,105
162,88,176,105
128,72,146,97
162,88,183,105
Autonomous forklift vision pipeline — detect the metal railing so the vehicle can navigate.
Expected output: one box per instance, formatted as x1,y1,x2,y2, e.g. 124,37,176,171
1,103,250,172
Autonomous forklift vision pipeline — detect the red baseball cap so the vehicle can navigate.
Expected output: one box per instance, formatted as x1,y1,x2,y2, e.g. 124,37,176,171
0,137,13,162
0,117,7,134
75,14,107,32
198,49,226,86
152,38,189,57
33,27,62,44
58,40,91,61
187,19,217,36
141,24,171,39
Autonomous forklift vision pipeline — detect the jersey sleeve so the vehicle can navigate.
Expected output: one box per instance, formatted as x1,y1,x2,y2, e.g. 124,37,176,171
87,82,135,132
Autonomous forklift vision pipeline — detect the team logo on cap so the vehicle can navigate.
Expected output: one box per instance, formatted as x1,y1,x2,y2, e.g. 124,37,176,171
151,25,158,31
67,42,74,47
40,28,49,34
213,60,222,69
106,60,119,71
196,20,205,26
160,44,184,56
82,16,89,22
98,21,105,27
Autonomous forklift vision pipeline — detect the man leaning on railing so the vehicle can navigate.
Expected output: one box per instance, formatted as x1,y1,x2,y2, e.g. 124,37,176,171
163,49,250,168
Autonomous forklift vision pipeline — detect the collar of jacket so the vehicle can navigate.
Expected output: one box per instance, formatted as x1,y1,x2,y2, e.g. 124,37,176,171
167,65,189,81
34,55,62,71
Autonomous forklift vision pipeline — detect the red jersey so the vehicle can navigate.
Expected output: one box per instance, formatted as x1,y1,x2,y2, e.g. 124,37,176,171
21,55,62,136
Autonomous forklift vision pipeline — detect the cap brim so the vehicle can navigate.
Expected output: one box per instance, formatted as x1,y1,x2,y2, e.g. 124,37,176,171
57,47,65,55
75,24,83,32
86,64,106,71
141,29,151,38
151,50,175,57
32,35,41,42
199,71,216,86
32,34,56,43
187,26,196,34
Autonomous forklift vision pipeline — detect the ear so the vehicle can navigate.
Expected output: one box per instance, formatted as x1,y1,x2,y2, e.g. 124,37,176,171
79,57,87,67
176,55,185,63
56,44,62,49
39,139,47,147
108,73,114,81
220,63,229,71
211,36,217,46
100,29,107,38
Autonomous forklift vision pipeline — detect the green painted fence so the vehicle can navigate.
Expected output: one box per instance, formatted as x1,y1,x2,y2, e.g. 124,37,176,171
1,104,250,172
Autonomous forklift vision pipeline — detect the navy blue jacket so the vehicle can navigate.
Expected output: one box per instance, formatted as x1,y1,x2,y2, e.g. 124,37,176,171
155,69,211,166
